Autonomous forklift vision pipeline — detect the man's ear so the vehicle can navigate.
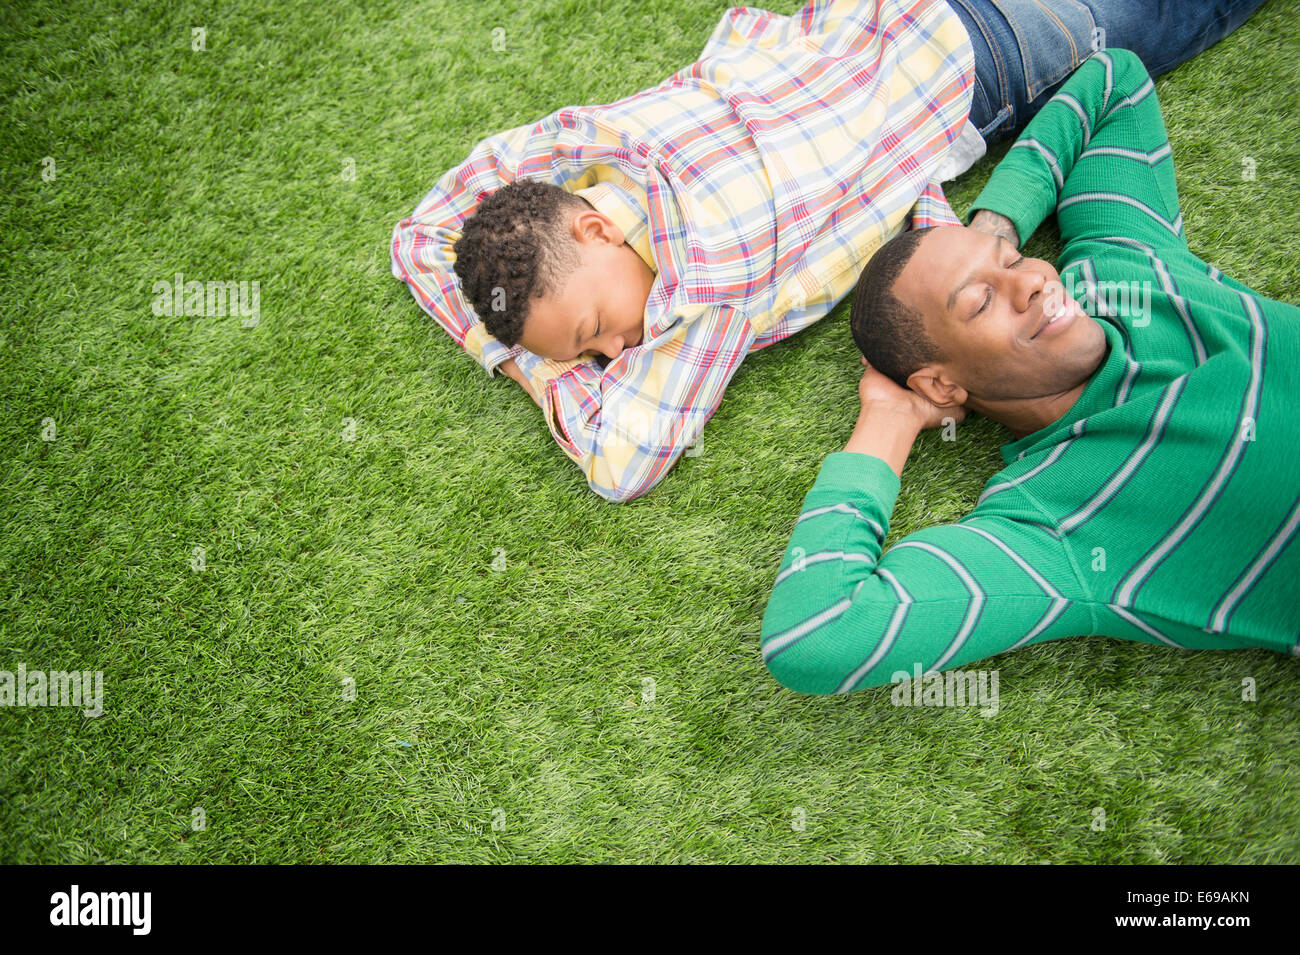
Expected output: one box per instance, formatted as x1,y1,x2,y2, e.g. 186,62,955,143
907,364,967,410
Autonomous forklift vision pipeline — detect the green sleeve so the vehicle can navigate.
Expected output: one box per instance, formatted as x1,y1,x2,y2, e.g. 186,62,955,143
966,48,1186,252
759,452,1094,695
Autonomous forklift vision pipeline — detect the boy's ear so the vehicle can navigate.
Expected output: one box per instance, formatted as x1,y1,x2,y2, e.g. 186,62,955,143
574,209,623,246
907,364,967,410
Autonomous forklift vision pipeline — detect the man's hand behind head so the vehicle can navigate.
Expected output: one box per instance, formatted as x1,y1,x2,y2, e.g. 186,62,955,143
856,355,966,432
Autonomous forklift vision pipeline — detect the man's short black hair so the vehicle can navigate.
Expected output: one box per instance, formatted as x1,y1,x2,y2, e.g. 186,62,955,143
849,226,944,388
452,179,593,348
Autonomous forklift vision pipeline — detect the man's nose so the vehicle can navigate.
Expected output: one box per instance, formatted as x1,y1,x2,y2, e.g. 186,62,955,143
1012,269,1045,312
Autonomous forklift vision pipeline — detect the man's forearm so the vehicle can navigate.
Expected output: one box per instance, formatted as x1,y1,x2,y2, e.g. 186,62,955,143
842,408,924,479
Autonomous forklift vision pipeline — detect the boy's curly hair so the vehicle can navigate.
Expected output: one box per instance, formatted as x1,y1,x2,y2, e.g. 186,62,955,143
452,179,593,347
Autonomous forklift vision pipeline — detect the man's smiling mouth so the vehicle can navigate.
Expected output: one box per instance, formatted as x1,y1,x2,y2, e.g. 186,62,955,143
1031,297,1079,340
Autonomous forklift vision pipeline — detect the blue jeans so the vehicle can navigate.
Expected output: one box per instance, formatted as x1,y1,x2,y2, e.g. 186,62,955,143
948,0,1268,144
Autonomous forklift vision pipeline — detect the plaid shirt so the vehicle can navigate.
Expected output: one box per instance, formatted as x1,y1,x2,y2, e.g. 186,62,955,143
391,0,973,502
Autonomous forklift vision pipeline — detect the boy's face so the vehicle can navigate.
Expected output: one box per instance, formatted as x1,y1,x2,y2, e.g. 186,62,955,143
517,209,656,362
896,226,1106,402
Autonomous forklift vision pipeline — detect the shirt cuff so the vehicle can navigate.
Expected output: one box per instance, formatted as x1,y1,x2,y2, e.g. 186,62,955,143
935,117,988,183
964,168,1049,248
464,322,514,377
911,181,961,229
815,451,902,503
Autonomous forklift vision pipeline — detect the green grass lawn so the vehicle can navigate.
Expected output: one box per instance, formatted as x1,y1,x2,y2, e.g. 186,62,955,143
2,0,1297,863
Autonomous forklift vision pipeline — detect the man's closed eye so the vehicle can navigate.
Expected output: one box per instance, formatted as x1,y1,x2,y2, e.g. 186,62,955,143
973,254,1025,317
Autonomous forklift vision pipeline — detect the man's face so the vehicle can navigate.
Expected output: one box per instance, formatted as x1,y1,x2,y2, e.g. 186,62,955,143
896,226,1107,404
516,210,655,362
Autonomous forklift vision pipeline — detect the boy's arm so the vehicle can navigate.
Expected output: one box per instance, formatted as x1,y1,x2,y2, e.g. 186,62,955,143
965,49,1185,251
542,303,757,503
390,126,745,503
390,123,530,379
391,122,588,393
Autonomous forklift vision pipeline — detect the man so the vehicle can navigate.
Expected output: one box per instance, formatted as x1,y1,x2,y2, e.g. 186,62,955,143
759,48,1298,695
392,0,1263,503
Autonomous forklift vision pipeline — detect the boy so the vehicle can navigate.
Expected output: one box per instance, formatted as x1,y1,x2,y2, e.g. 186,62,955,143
393,0,1263,503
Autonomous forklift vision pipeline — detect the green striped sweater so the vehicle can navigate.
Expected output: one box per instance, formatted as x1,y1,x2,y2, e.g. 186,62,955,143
760,49,1300,695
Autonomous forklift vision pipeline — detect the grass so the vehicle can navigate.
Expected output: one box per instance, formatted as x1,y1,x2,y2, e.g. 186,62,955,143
1,0,1297,864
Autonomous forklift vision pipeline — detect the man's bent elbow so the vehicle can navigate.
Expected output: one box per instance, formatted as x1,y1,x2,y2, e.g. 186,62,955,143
761,648,837,695
760,608,899,695
759,611,839,696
